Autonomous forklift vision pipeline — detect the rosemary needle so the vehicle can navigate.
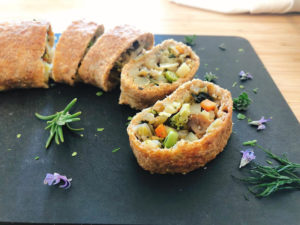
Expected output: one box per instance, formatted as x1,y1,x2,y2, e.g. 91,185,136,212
35,98,84,149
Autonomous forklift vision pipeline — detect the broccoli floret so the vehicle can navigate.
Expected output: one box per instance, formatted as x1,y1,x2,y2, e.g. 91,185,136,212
170,103,191,130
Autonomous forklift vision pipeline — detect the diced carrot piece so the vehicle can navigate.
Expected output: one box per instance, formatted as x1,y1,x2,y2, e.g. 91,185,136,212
176,45,185,54
200,99,216,111
155,124,168,138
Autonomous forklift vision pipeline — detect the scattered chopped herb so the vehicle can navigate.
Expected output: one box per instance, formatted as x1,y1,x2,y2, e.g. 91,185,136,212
233,92,251,111
97,128,104,132
232,82,237,87
249,117,271,130
238,48,244,52
253,88,258,94
72,152,77,157
80,134,84,137
34,156,40,160
247,118,252,123
266,160,273,165
126,116,133,125
244,194,250,201
204,63,208,67
218,43,226,51
240,149,256,168
239,85,244,89
184,35,196,46
44,172,72,189
215,67,220,71
112,147,120,153
204,72,218,82
17,134,21,138
96,91,103,96
8,148,12,151
243,140,257,146
237,113,246,120
238,145,300,198
239,70,253,81
35,98,84,149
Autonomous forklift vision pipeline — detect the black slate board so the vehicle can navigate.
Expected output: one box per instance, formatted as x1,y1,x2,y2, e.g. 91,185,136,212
0,35,299,225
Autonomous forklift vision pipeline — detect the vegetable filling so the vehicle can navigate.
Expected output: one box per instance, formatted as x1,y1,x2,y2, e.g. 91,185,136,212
133,84,226,148
129,43,195,87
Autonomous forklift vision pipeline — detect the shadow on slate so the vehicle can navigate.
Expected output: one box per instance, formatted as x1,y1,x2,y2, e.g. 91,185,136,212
0,34,299,225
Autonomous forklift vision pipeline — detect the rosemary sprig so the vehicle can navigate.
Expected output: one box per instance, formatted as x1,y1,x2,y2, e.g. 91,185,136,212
239,144,300,198
35,98,84,149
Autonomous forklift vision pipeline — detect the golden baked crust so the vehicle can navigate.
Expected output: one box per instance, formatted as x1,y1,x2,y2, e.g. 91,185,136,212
127,79,233,174
119,39,200,110
52,20,104,86
0,20,54,91
78,24,154,91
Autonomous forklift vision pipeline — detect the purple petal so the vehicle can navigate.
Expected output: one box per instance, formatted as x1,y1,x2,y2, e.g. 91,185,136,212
246,73,253,79
44,173,55,186
258,124,266,130
240,149,256,168
44,172,72,189
259,116,271,124
239,70,245,76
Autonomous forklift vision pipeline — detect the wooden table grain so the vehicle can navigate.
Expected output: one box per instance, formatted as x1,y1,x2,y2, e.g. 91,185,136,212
1,0,299,121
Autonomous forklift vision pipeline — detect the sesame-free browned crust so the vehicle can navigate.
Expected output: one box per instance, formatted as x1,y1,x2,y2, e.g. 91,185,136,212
78,25,154,91
127,79,233,174
119,39,200,110
52,20,104,86
0,21,53,91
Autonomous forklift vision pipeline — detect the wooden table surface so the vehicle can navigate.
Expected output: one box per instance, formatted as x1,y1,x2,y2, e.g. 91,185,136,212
1,0,300,121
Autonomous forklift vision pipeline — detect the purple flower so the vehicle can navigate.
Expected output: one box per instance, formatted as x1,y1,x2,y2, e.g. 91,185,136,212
240,149,256,168
239,70,253,81
249,116,272,130
44,172,72,189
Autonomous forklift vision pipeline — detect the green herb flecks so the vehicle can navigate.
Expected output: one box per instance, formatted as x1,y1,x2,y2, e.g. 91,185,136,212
238,144,300,198
72,152,77,157
247,118,252,123
184,35,196,46
238,48,245,53
96,91,103,96
34,156,39,160
97,128,104,132
16,134,21,138
204,72,218,82
237,113,246,120
239,85,244,89
215,67,220,71
35,98,84,149
204,63,208,67
232,82,237,87
126,116,133,125
243,140,257,146
112,147,120,153
218,43,226,51
233,92,251,111
253,88,258,94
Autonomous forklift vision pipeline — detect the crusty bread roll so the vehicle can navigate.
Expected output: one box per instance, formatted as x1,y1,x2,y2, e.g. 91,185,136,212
0,20,54,91
78,24,154,91
127,79,233,174
119,39,200,110
52,20,104,86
